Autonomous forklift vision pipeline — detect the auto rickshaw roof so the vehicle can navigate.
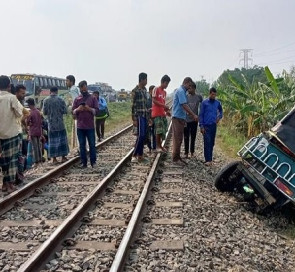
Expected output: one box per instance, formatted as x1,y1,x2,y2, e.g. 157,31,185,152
271,106,295,154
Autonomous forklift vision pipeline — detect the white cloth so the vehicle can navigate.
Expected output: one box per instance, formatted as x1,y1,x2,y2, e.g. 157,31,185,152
69,85,80,101
0,91,24,139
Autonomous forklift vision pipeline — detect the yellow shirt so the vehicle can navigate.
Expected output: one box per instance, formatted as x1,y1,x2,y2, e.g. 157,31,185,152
0,91,24,139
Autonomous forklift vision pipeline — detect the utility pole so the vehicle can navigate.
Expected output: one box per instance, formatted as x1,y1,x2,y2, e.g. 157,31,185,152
240,49,253,69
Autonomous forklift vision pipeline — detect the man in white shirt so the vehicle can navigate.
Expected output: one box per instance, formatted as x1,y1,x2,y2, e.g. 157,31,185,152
0,76,25,193
66,75,80,150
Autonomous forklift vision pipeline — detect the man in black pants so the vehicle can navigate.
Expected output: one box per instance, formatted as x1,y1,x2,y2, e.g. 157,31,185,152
184,82,203,158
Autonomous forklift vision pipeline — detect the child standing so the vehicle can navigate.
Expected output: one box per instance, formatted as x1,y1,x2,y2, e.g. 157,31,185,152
26,98,42,166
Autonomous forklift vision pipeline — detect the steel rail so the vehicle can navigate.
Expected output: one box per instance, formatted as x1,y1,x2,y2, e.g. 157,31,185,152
18,148,134,272
18,101,173,271
0,124,132,215
110,121,172,272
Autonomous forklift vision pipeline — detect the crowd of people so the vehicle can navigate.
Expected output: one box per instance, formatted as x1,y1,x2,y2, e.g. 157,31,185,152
131,73,223,167
0,75,109,193
0,72,222,194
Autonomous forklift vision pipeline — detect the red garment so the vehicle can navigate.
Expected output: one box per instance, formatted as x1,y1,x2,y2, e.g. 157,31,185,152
152,86,166,117
27,108,42,137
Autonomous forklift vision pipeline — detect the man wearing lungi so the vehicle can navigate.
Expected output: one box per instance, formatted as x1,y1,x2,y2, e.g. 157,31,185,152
0,76,24,193
43,87,69,164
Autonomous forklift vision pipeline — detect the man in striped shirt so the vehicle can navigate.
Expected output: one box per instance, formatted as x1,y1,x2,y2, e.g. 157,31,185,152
131,73,149,164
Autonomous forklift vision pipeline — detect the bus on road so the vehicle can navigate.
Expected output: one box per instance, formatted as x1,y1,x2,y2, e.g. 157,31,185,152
10,74,70,107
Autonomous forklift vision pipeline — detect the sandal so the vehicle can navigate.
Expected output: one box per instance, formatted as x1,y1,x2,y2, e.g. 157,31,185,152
7,184,17,193
138,158,150,164
2,184,7,192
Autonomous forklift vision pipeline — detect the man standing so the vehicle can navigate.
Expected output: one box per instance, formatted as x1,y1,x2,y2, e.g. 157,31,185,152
93,91,108,142
72,81,99,168
131,73,149,163
147,85,156,152
66,75,80,101
43,87,69,164
152,75,171,152
184,82,203,158
14,84,28,184
172,77,198,165
15,84,26,104
199,87,223,166
26,98,43,165
66,75,80,150
0,76,24,193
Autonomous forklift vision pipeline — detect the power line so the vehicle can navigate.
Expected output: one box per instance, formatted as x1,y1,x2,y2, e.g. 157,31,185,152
255,49,295,58
254,41,295,55
240,49,253,69
255,55,295,66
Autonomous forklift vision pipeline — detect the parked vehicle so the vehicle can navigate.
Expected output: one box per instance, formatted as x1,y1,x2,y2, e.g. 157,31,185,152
88,83,117,102
117,89,128,102
11,74,68,107
215,107,295,213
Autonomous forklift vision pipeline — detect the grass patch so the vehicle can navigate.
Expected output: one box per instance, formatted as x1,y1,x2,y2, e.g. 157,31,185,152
105,101,131,132
216,124,247,159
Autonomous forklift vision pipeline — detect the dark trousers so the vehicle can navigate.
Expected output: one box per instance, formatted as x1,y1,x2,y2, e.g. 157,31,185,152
172,117,186,161
203,123,217,162
95,118,106,139
147,124,156,150
184,121,198,155
133,116,147,157
77,128,96,166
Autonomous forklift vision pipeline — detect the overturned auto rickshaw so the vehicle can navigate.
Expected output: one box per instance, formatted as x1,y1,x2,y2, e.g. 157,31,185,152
215,107,295,212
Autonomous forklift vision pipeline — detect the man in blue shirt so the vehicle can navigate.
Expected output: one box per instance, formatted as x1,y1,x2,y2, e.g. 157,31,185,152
199,87,223,166
172,77,198,165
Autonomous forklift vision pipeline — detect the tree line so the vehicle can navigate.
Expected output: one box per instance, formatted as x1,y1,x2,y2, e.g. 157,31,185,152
196,66,295,137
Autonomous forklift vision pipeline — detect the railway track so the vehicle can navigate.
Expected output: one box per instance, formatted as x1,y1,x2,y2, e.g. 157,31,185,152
0,125,132,214
9,118,175,272
0,102,180,272
0,124,136,271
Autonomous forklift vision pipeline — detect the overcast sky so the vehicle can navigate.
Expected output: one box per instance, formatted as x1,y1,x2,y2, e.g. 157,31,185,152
1,0,295,92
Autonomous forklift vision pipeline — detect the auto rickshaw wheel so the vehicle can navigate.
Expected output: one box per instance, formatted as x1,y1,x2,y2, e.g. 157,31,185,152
214,161,242,192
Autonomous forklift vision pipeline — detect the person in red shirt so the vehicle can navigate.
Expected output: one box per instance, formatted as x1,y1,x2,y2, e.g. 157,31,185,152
152,75,171,152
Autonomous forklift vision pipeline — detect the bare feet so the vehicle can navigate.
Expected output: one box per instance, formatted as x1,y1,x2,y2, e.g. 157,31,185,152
161,147,168,153
52,158,59,165
172,159,187,166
